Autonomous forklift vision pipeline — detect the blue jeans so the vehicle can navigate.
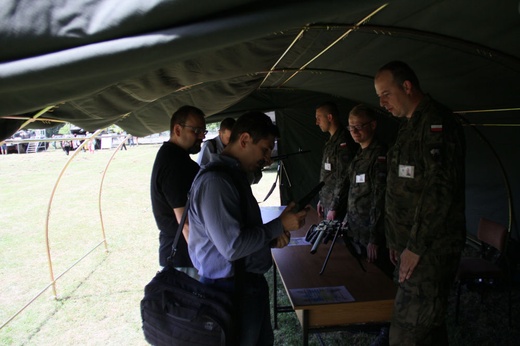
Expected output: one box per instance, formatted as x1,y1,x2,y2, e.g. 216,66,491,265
201,273,274,346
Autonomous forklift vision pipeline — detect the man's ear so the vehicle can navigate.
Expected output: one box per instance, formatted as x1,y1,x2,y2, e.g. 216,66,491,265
173,124,182,137
402,80,413,94
238,132,251,148
327,113,333,122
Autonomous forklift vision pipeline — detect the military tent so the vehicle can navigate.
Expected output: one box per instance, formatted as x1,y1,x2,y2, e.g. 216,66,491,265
1,0,519,240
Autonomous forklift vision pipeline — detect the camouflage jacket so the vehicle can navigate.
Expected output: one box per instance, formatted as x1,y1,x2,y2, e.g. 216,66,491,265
346,139,387,246
319,126,356,219
385,95,466,256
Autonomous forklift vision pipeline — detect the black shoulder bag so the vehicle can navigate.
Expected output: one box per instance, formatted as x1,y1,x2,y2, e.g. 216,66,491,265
141,165,245,346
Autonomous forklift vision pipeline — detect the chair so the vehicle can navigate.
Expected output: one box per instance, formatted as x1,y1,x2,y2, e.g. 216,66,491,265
455,217,512,326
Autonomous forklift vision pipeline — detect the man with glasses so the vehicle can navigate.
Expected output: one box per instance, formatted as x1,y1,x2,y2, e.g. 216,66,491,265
315,101,357,221
344,104,389,266
344,104,392,346
150,105,207,273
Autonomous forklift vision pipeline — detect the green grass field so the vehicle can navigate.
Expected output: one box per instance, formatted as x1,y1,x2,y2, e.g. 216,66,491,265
0,144,518,345
0,144,299,345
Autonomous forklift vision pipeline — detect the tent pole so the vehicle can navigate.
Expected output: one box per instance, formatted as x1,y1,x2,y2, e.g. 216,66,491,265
259,27,307,88
278,3,389,87
45,129,103,298
458,115,514,233
98,134,131,252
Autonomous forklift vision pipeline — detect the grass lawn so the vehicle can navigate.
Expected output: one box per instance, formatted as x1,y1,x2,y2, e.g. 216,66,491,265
0,144,518,345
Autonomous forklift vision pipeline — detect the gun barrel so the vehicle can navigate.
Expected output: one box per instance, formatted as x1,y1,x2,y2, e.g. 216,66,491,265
310,229,326,254
295,181,324,212
271,150,310,161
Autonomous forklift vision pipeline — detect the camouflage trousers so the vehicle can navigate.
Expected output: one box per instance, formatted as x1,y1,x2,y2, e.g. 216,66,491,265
390,253,460,346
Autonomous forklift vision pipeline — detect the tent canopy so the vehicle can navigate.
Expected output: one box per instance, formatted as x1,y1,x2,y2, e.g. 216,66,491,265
1,0,519,238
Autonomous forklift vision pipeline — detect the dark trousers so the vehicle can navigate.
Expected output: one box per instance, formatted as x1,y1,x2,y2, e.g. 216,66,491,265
201,273,274,346
390,253,460,346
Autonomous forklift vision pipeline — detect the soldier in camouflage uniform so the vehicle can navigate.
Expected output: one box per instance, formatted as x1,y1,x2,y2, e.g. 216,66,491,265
374,61,466,345
315,101,357,221
344,105,390,269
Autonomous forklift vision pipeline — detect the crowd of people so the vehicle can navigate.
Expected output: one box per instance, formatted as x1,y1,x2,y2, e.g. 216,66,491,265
149,60,466,346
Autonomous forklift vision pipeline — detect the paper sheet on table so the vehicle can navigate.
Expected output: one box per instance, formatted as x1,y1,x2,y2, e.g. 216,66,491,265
289,286,355,305
260,207,310,246
287,236,309,246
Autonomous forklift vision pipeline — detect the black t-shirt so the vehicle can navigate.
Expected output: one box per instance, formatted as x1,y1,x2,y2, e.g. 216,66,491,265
150,141,199,267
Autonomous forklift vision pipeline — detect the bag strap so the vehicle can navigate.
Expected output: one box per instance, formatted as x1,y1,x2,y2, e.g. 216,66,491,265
168,164,248,275
169,196,190,261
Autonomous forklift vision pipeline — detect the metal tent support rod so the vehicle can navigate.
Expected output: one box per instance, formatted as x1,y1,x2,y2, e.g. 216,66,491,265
259,26,308,88
16,105,57,131
98,134,131,252
45,128,104,298
2,129,126,330
457,114,514,233
278,3,389,88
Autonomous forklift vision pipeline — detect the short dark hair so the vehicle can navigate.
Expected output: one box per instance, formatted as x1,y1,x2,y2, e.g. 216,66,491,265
229,111,279,144
377,61,421,91
349,104,376,121
219,117,236,131
316,101,340,120
170,105,205,131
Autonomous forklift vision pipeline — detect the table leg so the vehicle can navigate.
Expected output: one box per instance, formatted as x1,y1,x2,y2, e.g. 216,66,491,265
273,263,278,329
302,309,309,346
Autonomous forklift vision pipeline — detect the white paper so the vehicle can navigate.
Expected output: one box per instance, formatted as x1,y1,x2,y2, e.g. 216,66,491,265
289,286,355,305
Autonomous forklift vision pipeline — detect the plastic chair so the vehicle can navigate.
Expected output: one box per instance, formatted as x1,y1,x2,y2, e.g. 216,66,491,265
455,217,512,326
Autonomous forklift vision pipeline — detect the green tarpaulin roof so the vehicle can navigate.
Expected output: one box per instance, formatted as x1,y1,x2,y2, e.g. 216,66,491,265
1,0,519,238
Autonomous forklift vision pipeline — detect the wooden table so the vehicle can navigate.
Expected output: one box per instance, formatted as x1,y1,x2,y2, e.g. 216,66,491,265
264,207,396,345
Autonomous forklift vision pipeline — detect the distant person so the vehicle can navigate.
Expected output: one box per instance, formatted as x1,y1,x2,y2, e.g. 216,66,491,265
119,133,127,150
128,135,135,146
62,139,72,155
374,61,466,345
72,134,80,151
150,105,206,274
315,101,357,221
188,111,307,345
1,141,7,155
196,117,235,166
86,132,95,153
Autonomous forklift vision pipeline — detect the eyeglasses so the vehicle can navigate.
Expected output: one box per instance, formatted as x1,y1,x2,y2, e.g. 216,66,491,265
346,120,374,132
180,124,208,135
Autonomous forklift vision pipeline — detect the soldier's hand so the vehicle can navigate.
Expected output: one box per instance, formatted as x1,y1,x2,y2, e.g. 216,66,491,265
317,201,324,218
389,249,399,266
280,202,308,231
398,248,420,283
326,210,336,220
367,243,378,263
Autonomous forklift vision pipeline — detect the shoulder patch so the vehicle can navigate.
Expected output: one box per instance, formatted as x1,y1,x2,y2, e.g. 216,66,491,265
377,156,387,162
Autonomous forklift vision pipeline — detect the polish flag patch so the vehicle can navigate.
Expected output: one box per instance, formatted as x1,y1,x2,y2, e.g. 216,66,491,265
340,142,347,147
430,124,443,132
